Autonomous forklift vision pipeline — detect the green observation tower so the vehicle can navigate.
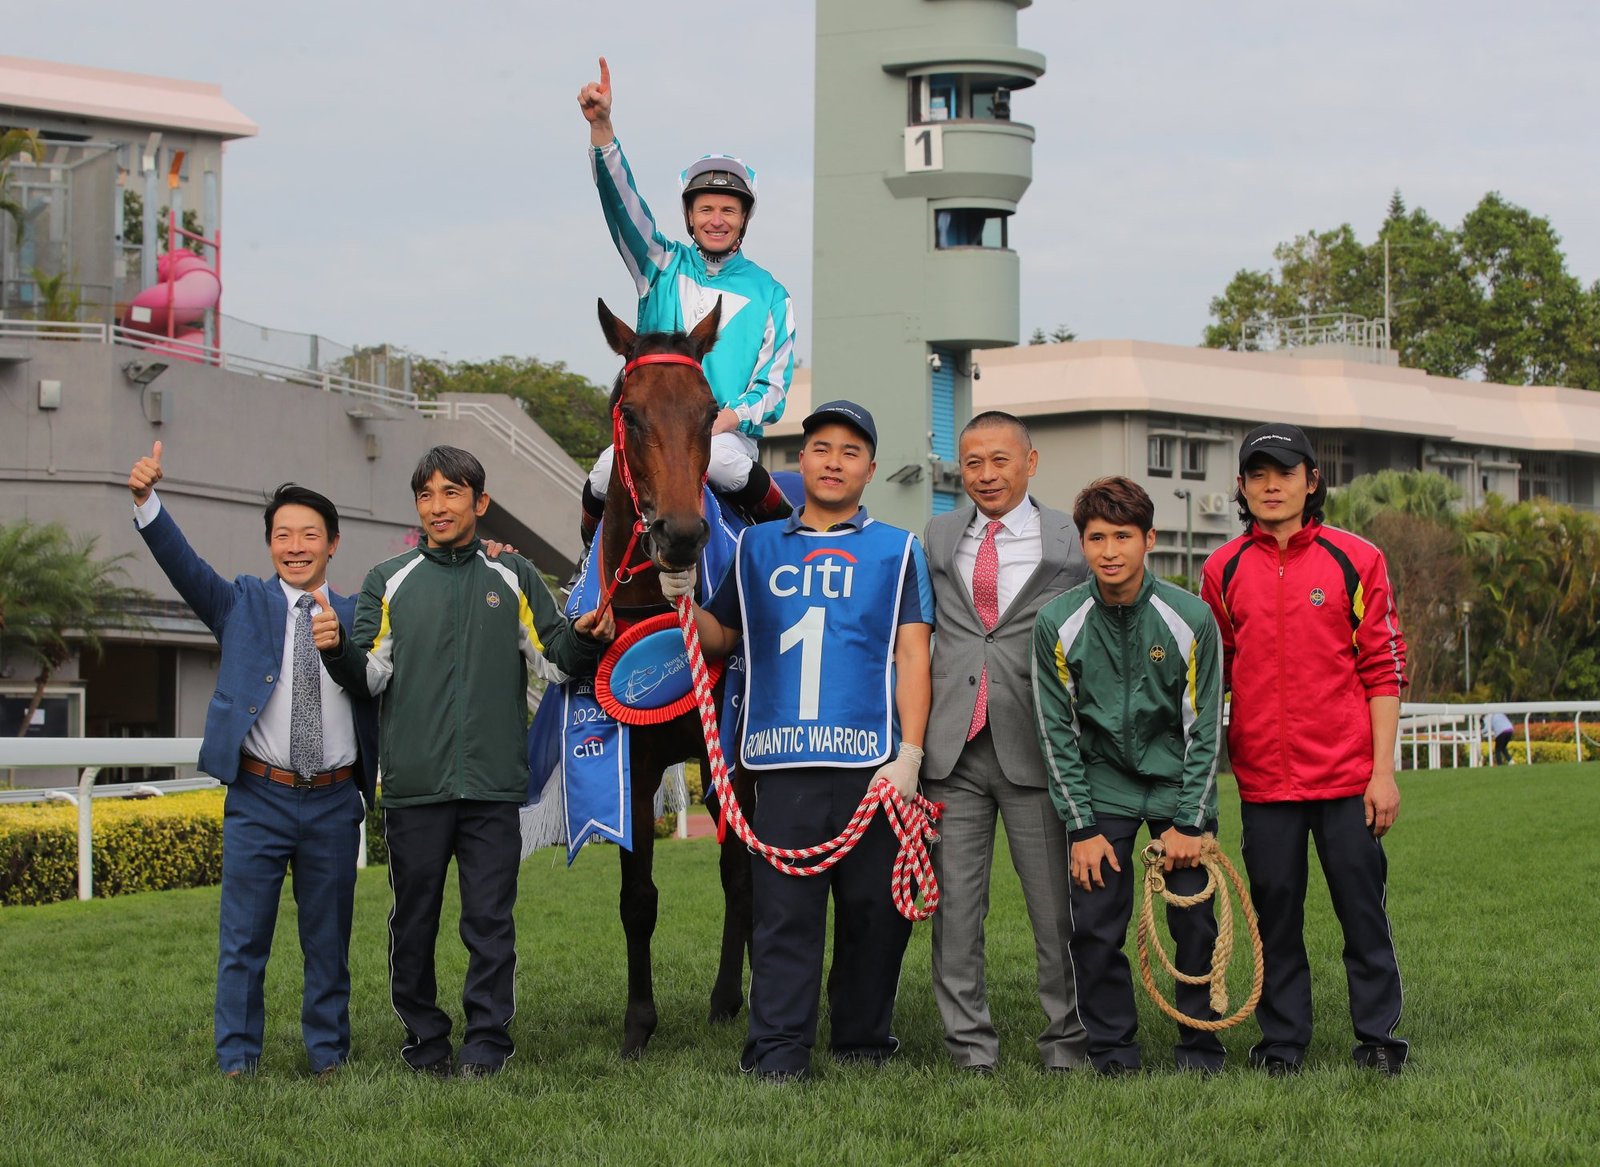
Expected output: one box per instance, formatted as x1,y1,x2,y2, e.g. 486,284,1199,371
813,0,1044,530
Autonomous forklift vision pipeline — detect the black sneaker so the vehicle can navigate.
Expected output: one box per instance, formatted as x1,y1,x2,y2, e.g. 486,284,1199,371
1252,1053,1302,1077
457,1062,501,1079
410,1056,453,1079
1358,1048,1403,1077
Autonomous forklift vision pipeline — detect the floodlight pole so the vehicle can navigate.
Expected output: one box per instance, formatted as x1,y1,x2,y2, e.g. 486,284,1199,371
1173,488,1194,588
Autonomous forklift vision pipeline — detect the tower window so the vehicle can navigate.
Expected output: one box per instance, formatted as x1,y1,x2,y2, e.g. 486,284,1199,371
935,209,1009,249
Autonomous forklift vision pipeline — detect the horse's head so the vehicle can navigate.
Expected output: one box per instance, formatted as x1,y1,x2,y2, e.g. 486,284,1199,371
599,298,720,572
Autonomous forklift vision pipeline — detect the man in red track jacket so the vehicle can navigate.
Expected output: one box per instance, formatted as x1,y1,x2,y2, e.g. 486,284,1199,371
1201,422,1409,1077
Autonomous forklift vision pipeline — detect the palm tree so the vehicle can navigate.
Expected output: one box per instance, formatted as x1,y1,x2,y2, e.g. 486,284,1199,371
0,522,151,782
0,128,43,247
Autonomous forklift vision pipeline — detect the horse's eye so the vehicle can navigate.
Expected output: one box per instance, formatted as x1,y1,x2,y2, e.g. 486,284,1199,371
620,407,640,431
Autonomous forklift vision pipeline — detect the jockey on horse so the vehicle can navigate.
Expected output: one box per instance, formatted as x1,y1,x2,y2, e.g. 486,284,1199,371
578,55,795,550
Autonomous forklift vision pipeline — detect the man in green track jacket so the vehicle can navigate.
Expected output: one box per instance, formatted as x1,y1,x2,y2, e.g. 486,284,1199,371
316,445,612,1078
1031,476,1226,1075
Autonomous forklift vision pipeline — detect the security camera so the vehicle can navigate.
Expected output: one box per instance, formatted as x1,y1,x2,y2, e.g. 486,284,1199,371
927,353,942,372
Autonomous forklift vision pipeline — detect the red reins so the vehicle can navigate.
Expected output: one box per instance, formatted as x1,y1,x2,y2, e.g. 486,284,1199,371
594,351,707,620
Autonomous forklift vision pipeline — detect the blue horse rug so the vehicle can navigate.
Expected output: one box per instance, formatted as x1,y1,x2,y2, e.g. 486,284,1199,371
522,482,772,862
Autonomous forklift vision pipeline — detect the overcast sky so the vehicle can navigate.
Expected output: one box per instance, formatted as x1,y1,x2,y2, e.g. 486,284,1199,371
9,1,1598,384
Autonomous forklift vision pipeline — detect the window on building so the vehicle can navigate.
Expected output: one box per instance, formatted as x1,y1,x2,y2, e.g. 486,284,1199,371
1520,455,1568,502
911,75,1018,124
1181,440,1207,480
1313,436,1356,488
1148,435,1174,478
935,208,1009,249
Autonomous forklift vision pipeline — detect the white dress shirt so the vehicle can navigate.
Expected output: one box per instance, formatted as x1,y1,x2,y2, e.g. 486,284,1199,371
136,491,358,772
953,496,1042,619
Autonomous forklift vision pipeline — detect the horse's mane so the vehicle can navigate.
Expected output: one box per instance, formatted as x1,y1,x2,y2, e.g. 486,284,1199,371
607,328,704,410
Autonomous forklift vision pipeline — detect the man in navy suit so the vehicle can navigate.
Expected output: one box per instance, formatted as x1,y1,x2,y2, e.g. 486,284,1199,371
128,441,378,1079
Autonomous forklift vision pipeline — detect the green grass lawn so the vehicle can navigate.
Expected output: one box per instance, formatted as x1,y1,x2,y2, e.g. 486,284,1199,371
2,765,1597,1165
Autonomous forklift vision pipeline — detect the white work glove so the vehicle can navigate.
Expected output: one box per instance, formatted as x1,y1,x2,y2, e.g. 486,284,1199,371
874,743,924,802
659,565,697,599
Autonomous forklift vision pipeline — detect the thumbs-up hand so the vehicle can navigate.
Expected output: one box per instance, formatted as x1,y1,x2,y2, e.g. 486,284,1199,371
310,588,343,652
578,56,613,127
128,440,164,505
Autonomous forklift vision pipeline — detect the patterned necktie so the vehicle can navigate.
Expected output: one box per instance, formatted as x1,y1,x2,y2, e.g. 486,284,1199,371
966,519,1005,741
289,594,324,781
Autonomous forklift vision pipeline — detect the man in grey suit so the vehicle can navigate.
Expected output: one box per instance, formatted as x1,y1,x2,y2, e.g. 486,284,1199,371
923,411,1090,1073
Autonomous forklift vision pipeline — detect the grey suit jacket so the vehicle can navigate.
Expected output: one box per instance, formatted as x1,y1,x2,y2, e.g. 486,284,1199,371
922,498,1088,786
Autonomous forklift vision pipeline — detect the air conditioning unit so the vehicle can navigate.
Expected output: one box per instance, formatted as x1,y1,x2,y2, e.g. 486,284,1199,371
1196,492,1230,516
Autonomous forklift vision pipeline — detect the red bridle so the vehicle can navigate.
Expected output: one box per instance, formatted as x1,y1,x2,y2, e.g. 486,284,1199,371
595,351,708,620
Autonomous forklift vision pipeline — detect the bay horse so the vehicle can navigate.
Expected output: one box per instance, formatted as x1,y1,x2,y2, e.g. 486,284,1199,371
594,297,754,1058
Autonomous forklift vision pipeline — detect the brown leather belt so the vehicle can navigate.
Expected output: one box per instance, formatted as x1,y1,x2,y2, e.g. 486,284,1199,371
240,754,354,790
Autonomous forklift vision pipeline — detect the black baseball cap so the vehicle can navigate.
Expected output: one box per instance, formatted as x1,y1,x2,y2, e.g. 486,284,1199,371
1239,422,1316,472
803,399,878,454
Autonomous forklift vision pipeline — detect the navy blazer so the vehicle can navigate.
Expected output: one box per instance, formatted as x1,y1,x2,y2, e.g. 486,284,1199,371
138,504,379,802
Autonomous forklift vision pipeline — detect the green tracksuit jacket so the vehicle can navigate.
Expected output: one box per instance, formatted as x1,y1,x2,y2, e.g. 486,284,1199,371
1031,571,1223,841
321,538,602,808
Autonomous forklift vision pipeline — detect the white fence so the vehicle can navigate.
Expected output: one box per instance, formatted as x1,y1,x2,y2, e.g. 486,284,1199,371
1397,702,1599,770
6,700,1592,903
0,738,368,902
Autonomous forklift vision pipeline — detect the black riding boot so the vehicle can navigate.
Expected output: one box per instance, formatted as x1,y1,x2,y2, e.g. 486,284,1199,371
727,463,792,525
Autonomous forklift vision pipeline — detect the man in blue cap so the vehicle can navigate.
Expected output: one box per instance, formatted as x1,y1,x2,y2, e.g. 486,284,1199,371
666,400,934,1083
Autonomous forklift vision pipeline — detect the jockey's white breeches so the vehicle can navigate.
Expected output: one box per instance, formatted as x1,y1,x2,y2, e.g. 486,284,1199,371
588,429,758,498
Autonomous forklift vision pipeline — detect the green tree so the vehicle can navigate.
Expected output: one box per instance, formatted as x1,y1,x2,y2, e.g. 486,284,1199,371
1204,192,1600,390
411,354,611,466
1027,324,1077,345
0,523,151,771
1324,468,1463,533
1463,497,1600,700
121,190,206,257
1327,471,1471,700
0,128,42,246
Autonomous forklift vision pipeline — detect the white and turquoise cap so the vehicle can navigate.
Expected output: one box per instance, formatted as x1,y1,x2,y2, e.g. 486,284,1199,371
679,154,758,212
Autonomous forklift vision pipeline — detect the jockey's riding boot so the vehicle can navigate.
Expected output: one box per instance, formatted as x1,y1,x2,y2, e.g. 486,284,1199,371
578,481,605,550
728,463,792,525
565,482,607,597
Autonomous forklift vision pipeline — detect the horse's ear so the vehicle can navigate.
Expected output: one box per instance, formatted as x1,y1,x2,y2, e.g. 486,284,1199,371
687,297,722,360
598,299,636,357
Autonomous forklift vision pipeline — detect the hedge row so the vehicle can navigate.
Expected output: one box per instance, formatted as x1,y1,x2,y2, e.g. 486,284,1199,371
2,789,390,908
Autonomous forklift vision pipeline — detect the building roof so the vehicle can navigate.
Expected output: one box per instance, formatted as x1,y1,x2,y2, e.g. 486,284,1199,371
0,56,257,139
775,339,1600,456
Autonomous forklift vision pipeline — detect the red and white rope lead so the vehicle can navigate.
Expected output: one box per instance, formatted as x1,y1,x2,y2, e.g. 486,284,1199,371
674,595,943,922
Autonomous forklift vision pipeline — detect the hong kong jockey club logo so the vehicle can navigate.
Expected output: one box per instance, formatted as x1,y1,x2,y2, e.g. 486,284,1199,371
1149,645,1166,663
486,590,502,609
573,735,604,758
1309,587,1326,607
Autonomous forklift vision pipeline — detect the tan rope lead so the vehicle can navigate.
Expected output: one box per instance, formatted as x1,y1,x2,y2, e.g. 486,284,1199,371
1136,837,1264,1032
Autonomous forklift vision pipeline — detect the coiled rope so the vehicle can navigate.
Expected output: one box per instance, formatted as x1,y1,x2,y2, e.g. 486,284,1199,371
1136,837,1263,1031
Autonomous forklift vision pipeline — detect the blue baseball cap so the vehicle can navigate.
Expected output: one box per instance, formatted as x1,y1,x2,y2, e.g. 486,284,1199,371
803,399,878,454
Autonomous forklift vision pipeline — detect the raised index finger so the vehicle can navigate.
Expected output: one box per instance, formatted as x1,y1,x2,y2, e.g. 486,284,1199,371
598,56,610,92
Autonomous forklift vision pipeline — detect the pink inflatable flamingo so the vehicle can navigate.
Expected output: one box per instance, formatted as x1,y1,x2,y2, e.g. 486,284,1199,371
122,251,221,361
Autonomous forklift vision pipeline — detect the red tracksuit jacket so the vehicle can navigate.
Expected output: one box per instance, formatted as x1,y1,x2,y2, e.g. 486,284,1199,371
1201,519,1407,803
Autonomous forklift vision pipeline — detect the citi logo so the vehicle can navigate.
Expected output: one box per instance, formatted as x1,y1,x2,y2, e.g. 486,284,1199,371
769,548,858,599
573,736,605,758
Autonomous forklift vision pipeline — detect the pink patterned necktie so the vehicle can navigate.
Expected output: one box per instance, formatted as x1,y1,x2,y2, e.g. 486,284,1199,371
966,519,1005,741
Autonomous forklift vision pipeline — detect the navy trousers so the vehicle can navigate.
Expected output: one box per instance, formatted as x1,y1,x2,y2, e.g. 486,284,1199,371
383,800,522,1071
215,771,364,1073
742,769,913,1075
1240,796,1407,1067
1068,815,1226,1072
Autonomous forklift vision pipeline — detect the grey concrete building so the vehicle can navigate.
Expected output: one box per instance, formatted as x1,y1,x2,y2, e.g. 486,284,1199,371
1,59,582,786
766,339,1600,583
